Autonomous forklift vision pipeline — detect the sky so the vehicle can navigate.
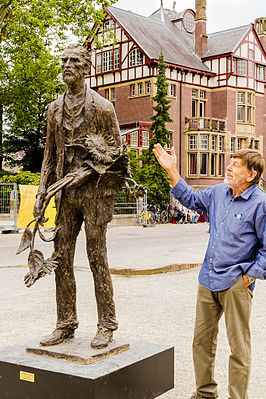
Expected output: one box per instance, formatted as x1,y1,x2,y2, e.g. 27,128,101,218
114,0,266,33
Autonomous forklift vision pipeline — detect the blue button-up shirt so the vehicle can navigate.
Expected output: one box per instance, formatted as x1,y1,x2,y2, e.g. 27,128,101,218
171,179,266,291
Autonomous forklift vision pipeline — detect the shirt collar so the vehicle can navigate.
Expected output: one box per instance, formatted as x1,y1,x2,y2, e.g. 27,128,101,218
226,183,257,200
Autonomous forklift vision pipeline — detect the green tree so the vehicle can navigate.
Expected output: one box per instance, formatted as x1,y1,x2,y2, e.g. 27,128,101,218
0,0,116,171
130,51,173,209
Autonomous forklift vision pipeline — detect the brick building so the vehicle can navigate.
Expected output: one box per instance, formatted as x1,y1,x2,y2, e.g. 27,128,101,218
87,1,266,189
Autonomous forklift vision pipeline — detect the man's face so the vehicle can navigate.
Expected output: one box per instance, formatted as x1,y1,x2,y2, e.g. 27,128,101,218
61,49,85,85
224,157,255,189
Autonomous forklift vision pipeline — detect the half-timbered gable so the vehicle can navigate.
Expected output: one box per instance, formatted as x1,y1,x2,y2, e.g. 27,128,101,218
87,1,266,190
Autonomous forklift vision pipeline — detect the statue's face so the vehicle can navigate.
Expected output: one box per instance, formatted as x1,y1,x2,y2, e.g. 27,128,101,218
61,48,85,85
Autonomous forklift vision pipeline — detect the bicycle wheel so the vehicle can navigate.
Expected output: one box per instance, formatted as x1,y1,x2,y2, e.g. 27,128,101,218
160,210,168,224
148,213,156,224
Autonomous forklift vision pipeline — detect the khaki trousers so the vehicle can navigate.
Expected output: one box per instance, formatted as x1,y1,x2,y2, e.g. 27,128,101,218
193,276,253,399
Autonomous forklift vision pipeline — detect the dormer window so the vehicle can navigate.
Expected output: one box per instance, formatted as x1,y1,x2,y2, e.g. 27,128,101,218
183,10,195,33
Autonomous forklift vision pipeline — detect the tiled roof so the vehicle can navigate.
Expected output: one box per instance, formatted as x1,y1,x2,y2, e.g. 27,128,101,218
107,6,210,73
205,25,251,57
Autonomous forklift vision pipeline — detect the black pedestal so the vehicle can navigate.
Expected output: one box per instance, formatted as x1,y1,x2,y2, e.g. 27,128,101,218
0,334,174,399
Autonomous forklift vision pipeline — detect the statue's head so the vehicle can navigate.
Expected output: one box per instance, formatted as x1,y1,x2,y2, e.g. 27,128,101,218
61,44,91,86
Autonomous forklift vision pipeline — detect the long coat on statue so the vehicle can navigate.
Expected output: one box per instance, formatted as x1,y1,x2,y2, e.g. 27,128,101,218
36,84,129,332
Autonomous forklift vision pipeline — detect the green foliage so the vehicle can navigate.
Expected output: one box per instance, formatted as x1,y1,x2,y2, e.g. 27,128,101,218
0,170,40,185
0,0,116,172
129,52,173,210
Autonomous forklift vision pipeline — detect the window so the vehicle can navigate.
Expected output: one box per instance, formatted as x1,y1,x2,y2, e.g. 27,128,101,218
129,49,143,67
130,84,136,96
103,50,113,72
237,106,244,121
256,65,264,80
145,81,151,94
254,140,259,150
192,89,206,118
237,59,247,75
200,153,208,175
170,84,176,96
237,138,245,150
138,83,143,95
210,154,216,176
218,136,224,151
211,135,216,151
230,138,235,153
100,49,120,73
104,20,115,30
183,11,195,33
187,133,225,177
237,92,244,103
200,135,208,150
96,54,102,73
218,154,225,176
114,48,120,70
248,61,254,77
142,131,149,148
189,135,197,150
111,88,115,101
192,100,197,117
131,131,138,147
189,153,197,175
246,106,251,122
232,58,236,73
249,49,255,59
105,89,109,100
237,91,254,123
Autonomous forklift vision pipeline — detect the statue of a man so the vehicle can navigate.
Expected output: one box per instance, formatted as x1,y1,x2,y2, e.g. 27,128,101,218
33,44,129,349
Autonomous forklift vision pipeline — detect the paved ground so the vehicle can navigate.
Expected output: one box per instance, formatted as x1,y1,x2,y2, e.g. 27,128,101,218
0,224,265,398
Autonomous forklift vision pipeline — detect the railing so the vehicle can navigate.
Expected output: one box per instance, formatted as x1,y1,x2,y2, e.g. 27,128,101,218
184,117,226,132
0,183,19,231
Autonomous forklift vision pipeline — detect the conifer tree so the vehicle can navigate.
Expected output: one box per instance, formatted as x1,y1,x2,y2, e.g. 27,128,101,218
131,51,173,209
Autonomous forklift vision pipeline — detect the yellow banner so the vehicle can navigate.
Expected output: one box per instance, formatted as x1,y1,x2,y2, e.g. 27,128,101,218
17,185,56,228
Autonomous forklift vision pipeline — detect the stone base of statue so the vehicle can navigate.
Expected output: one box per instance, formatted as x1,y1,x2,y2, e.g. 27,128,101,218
0,332,174,398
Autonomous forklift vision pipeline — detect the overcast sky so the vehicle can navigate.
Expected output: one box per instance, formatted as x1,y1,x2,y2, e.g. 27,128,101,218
114,0,266,33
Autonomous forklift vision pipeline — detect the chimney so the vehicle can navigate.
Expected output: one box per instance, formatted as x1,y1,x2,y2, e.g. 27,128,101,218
160,0,165,23
195,0,208,57
255,18,266,50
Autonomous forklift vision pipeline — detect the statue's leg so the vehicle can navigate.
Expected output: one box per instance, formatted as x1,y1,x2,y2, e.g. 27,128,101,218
53,201,83,331
85,221,118,331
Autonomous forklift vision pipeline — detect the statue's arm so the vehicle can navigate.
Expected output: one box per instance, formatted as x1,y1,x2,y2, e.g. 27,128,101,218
34,104,56,218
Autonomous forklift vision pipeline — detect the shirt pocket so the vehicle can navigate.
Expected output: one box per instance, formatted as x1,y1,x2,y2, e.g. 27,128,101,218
225,218,248,235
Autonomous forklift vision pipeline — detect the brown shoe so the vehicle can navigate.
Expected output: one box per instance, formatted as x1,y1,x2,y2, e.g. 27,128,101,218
91,326,113,349
40,328,74,346
190,393,210,399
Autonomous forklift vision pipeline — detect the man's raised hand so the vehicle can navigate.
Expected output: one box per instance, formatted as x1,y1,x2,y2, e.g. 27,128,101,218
153,144,180,187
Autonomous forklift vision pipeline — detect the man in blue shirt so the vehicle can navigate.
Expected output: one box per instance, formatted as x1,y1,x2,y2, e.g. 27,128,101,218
153,145,265,399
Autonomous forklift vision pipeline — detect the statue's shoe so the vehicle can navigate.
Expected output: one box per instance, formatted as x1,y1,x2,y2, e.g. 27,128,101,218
91,326,113,349
40,328,75,346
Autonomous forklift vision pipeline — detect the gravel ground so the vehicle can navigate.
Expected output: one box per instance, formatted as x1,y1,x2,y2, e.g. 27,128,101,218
0,266,265,398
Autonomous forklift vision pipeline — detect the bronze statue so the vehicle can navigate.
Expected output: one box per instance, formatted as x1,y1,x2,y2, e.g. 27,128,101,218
23,44,130,349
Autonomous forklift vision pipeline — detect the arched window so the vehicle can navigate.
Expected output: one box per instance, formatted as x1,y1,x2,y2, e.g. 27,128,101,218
129,48,143,67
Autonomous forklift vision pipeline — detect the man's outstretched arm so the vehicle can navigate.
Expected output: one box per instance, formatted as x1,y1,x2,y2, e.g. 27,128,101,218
153,144,180,187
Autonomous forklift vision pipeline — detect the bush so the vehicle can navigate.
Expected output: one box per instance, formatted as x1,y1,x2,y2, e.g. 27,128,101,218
0,170,40,186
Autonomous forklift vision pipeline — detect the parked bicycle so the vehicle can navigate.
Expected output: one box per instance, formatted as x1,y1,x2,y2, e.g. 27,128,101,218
160,203,173,224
